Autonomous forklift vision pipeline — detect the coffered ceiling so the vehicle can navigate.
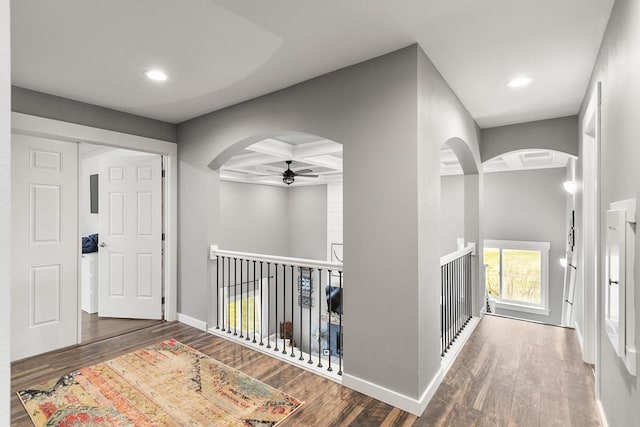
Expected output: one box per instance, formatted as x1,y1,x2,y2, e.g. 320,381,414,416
220,136,343,187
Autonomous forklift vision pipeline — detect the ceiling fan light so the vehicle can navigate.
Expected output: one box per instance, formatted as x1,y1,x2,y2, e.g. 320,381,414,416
283,175,295,185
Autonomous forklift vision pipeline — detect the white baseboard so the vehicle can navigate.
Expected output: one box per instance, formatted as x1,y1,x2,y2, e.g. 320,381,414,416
342,316,480,416
176,313,208,331
342,367,443,416
596,399,609,427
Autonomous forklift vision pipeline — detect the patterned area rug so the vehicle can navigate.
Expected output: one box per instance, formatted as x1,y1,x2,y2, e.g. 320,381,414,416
18,339,303,426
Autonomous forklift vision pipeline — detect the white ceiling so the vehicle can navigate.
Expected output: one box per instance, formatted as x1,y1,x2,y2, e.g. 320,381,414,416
441,148,572,176
11,0,613,127
220,135,343,187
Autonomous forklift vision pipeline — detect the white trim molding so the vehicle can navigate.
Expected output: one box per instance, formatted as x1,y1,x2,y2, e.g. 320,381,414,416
11,112,178,325
342,316,479,417
176,313,208,332
342,369,443,417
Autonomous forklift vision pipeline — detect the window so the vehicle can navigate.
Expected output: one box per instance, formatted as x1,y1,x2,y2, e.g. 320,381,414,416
222,286,263,336
484,240,550,315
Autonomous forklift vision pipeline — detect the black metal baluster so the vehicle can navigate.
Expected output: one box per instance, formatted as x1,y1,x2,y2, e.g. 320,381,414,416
240,258,244,338
216,255,220,329
227,257,232,334
259,261,264,346
327,269,333,372
447,261,452,350
299,267,304,361
444,262,448,352
253,260,257,343
290,265,296,358
467,253,472,323
464,255,468,325
440,264,444,356
282,264,287,355
452,260,458,342
308,268,313,365
246,259,251,341
233,258,238,336
338,270,343,376
266,263,272,349
221,256,226,332
317,269,323,368
274,264,279,352
453,259,460,341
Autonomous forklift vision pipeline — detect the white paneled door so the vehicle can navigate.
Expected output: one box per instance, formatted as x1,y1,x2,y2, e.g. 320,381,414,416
98,154,163,319
11,134,78,361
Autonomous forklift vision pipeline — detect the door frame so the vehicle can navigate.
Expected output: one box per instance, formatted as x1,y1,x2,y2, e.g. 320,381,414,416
11,112,178,346
581,82,601,397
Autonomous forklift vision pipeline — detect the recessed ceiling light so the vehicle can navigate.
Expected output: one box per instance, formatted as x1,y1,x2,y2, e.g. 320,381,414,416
144,69,168,82
507,76,533,88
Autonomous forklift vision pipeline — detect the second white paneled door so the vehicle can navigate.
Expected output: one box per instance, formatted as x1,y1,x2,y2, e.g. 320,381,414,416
98,154,163,319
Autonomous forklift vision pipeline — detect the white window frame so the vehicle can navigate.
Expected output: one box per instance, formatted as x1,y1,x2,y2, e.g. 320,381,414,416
484,239,550,316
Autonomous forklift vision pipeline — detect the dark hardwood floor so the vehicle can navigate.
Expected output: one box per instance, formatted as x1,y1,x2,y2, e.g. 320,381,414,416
81,311,164,344
11,315,600,426
417,316,601,427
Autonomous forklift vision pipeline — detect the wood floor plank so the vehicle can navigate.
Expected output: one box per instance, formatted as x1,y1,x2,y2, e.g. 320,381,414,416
11,315,601,426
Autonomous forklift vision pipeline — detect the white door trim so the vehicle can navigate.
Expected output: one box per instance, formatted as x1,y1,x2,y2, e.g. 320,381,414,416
581,82,601,397
11,113,178,338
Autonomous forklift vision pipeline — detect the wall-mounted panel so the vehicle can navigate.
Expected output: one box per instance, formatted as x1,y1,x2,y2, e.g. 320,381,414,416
29,265,61,327
137,254,153,297
30,184,61,244
137,192,152,236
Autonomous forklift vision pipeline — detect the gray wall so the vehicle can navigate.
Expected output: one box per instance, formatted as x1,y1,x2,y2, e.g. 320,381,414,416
218,181,327,260
219,181,290,256
483,168,567,325
481,116,579,161
417,48,483,396
0,0,10,420
12,86,177,142
288,185,327,260
580,0,640,424
178,45,481,401
440,175,465,255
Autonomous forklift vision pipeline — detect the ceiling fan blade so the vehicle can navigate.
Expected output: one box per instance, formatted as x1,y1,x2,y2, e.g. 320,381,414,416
293,168,313,174
296,174,319,178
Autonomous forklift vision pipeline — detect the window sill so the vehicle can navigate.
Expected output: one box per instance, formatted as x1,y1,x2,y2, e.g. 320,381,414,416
494,300,550,316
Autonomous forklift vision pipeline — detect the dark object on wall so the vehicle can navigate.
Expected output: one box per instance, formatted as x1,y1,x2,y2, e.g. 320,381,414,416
82,234,99,253
279,321,293,340
325,286,343,315
90,174,99,214
298,268,314,308
568,209,575,251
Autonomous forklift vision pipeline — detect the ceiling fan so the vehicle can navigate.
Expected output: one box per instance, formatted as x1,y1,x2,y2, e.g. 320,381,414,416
281,160,318,185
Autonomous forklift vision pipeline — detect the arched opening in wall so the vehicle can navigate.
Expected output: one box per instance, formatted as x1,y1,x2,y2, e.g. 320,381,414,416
439,137,478,255
481,149,576,327
439,137,479,359
440,146,466,255
210,133,345,375
214,133,343,261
